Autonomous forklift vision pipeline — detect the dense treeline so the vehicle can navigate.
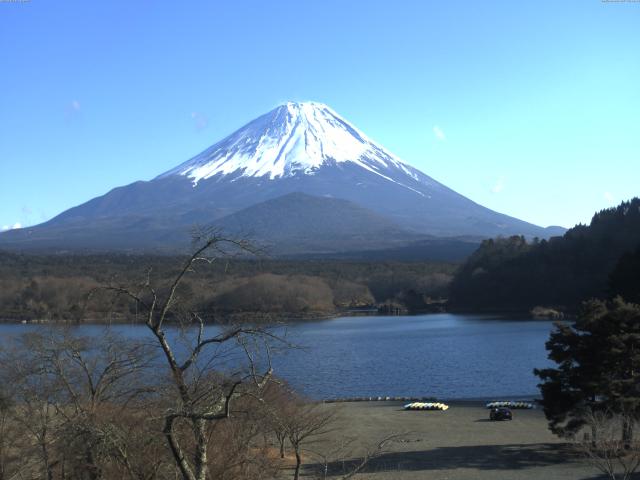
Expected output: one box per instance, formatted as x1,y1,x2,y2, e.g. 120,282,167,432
449,198,640,312
0,253,455,322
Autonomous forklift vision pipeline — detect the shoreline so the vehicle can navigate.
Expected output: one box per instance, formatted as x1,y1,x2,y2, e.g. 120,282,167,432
322,396,540,404
0,309,552,325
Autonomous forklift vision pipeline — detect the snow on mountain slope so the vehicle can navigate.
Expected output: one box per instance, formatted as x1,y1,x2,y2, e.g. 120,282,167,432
158,101,426,195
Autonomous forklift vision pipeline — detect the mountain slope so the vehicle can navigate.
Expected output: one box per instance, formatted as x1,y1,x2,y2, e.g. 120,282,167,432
212,192,418,254
0,101,563,253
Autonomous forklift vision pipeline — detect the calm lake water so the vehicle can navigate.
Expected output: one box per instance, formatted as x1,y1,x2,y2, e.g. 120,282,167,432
0,314,556,400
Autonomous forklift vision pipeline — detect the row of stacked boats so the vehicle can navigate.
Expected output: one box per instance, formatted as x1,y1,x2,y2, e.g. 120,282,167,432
403,402,449,411
485,401,534,409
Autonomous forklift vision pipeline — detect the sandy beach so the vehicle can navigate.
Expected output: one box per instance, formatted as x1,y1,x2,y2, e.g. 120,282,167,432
304,401,604,480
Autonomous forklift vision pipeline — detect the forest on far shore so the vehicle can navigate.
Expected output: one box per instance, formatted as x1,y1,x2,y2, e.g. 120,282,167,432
449,198,640,312
0,253,455,323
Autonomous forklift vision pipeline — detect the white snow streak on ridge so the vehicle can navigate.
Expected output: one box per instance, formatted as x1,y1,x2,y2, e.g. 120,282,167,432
160,102,425,195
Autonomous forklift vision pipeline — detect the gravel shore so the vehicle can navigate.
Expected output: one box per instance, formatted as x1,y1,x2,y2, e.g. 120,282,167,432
308,400,601,480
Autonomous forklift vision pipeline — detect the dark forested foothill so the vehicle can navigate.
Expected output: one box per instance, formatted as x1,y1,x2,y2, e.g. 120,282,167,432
449,198,640,312
0,252,455,322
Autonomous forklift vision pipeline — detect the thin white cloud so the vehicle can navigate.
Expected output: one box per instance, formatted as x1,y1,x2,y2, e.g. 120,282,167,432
1,226,8,231
433,125,446,141
191,111,209,131
603,191,615,203
491,176,506,194
65,100,82,122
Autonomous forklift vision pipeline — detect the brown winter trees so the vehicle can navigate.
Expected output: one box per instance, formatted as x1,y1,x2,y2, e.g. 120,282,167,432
104,232,282,480
0,329,162,479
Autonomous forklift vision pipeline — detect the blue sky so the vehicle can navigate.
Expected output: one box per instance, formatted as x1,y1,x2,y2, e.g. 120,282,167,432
1,0,638,230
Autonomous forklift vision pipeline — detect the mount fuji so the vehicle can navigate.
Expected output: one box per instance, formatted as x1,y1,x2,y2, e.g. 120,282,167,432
0,102,564,256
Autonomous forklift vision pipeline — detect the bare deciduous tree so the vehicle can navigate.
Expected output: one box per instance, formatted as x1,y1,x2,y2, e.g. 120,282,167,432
0,329,158,480
282,401,336,480
105,232,281,480
0,388,28,480
574,408,640,480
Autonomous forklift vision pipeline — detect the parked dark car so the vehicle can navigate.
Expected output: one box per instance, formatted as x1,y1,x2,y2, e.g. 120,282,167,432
489,407,512,421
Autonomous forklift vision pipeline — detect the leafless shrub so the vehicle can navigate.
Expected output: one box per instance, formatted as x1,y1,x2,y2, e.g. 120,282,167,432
306,433,406,480
574,408,640,480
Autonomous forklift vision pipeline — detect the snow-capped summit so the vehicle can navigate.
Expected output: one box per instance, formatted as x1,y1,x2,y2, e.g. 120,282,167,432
158,101,421,189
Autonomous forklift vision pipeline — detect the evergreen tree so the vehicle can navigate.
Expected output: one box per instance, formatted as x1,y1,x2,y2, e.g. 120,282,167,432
450,197,640,311
535,298,640,439
610,245,640,304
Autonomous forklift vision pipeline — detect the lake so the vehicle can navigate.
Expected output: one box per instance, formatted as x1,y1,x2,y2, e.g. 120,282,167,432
0,313,556,400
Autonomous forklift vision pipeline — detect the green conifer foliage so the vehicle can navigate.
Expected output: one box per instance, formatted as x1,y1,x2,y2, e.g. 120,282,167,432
535,298,640,438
